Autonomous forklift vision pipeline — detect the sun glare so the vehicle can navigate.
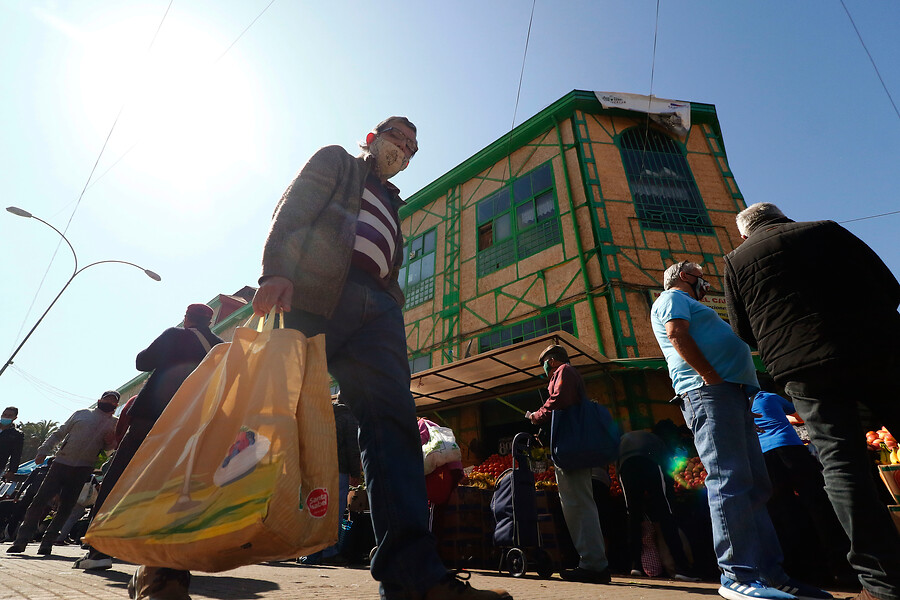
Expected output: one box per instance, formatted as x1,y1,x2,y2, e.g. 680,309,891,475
73,13,261,210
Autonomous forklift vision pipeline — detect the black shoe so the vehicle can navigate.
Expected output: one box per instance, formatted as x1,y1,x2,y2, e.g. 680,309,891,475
37,544,52,556
319,554,349,566
6,544,26,554
560,567,612,584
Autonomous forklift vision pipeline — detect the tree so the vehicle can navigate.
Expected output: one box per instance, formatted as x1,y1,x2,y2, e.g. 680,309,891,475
19,420,59,464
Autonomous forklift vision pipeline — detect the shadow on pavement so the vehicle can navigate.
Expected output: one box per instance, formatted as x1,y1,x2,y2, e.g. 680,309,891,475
191,574,280,599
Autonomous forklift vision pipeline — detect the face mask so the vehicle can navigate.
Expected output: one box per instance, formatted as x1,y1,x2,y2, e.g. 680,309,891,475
97,402,117,413
369,136,407,179
0,418,12,426
693,276,710,300
542,360,552,378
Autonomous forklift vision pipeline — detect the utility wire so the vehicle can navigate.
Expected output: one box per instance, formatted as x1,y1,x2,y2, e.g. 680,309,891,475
502,0,537,181
10,366,94,410
8,1,175,357
510,0,536,136
637,0,662,181
82,0,277,195
839,209,900,224
840,0,900,122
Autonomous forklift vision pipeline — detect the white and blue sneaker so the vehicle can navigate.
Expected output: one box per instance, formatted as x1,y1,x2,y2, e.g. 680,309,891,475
773,578,833,600
719,576,798,600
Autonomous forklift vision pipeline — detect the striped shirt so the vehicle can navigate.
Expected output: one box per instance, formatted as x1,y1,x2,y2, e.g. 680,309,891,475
352,173,401,280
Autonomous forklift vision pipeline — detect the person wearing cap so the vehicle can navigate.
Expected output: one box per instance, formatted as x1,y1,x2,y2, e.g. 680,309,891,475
251,117,511,600
75,304,222,573
526,344,611,584
6,391,119,556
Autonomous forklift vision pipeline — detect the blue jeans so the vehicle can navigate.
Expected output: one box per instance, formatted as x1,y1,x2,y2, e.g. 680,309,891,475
284,271,446,600
680,382,787,584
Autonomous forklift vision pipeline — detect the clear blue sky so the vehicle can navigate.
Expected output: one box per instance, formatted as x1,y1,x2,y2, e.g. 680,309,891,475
1,1,898,426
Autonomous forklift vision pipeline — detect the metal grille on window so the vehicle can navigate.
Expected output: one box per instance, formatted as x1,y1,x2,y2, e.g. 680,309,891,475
478,307,576,353
620,128,713,235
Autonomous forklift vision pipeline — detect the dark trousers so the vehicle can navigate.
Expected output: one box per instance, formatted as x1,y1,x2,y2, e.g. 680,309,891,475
618,456,692,573
88,417,155,524
84,416,155,559
786,356,900,600
283,270,446,600
14,462,92,547
763,444,850,572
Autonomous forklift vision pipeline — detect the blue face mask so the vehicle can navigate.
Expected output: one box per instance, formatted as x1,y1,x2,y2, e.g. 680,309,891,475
0,418,12,426
542,360,552,378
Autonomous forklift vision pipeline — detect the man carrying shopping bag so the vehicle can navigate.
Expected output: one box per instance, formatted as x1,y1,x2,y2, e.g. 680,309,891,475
252,116,511,600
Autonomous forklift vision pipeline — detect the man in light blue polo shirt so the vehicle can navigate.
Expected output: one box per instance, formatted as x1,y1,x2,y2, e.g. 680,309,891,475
651,261,830,600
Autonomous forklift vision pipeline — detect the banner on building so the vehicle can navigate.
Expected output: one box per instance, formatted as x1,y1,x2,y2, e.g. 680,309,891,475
595,91,691,140
649,290,729,322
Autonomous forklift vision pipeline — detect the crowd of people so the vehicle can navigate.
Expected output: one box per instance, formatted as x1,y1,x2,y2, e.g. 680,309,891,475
1,116,898,600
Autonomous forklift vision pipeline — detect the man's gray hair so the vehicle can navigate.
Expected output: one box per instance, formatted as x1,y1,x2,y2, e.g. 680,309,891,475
736,203,785,237
663,261,701,290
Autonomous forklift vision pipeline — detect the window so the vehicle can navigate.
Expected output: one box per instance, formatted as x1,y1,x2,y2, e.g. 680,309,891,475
398,229,437,307
478,307,576,353
619,128,713,235
409,354,431,375
476,162,561,276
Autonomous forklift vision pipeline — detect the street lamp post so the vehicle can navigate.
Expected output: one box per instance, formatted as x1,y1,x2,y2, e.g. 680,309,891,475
1,206,161,378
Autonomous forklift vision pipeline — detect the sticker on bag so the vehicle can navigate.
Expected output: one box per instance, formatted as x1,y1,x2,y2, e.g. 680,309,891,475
214,427,271,487
298,486,329,517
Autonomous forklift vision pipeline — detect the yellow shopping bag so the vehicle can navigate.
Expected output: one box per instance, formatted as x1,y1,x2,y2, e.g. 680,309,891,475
84,313,338,572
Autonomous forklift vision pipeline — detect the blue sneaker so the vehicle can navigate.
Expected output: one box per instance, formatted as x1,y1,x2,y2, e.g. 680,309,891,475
773,578,833,600
719,576,798,600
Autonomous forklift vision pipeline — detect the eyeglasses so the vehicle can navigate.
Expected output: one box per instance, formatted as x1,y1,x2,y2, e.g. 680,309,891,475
682,270,711,290
380,126,418,156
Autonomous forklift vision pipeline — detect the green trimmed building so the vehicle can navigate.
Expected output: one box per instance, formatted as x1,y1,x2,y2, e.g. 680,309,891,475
397,90,748,464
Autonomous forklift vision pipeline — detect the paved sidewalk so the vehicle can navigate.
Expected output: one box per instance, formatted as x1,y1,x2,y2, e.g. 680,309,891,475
0,544,857,600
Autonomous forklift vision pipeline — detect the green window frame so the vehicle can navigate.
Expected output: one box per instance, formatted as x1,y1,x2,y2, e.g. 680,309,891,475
409,353,432,375
398,228,437,307
618,127,713,235
478,306,576,353
476,162,561,277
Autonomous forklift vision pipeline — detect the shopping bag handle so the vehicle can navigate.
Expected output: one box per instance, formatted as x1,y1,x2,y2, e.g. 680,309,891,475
244,308,284,332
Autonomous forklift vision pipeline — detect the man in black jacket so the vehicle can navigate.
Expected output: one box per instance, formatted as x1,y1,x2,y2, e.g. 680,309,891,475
75,303,223,574
724,202,900,600
0,407,23,481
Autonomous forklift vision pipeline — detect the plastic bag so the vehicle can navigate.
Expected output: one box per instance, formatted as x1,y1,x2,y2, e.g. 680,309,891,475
84,313,338,572
421,420,461,475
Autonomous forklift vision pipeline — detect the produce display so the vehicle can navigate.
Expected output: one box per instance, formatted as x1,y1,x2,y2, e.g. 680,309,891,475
673,456,707,492
463,452,556,490
607,465,622,496
867,427,899,464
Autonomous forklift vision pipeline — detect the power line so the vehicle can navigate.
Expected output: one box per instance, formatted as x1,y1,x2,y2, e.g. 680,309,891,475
637,0,662,181
213,0,276,65
81,0,278,196
502,0,537,182
840,0,900,122
839,209,900,224
9,365,94,410
510,0,536,134
8,1,175,357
